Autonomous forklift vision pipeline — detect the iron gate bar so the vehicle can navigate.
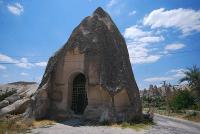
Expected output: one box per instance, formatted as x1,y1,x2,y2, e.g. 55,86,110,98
71,73,88,115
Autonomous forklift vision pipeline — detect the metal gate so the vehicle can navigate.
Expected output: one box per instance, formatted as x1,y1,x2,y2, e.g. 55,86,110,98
71,73,88,114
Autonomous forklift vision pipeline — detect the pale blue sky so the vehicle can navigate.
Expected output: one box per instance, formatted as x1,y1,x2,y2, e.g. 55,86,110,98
0,0,200,89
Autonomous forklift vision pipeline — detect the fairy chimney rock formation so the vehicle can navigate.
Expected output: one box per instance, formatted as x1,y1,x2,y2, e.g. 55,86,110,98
32,7,142,122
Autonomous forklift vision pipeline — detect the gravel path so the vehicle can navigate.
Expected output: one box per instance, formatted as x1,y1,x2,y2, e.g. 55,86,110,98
30,115,200,134
145,114,200,134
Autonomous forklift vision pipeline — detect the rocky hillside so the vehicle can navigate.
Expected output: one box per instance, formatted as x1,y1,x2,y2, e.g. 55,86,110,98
0,81,38,116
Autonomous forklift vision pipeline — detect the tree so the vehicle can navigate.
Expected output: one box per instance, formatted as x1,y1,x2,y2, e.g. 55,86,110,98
180,65,200,96
169,90,194,111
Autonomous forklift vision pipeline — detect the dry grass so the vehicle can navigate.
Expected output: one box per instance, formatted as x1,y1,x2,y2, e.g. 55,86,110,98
183,113,200,122
111,121,154,131
0,115,55,134
32,119,56,128
0,116,32,134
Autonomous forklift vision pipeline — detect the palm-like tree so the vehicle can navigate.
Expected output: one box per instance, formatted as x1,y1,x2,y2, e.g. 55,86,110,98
180,65,200,96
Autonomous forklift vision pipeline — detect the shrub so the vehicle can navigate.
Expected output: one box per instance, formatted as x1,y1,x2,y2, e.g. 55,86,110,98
169,90,194,111
0,89,16,101
191,104,200,111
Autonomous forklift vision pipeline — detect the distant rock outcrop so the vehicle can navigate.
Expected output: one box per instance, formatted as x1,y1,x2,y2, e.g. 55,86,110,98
140,84,189,98
0,82,38,116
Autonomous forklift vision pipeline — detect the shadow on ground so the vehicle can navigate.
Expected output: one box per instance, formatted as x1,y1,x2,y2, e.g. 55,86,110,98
59,118,100,127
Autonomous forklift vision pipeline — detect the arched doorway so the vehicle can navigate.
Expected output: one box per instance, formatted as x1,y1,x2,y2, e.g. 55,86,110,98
71,73,88,114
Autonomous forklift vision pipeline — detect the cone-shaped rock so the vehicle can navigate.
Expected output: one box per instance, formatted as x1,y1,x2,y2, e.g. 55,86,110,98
32,7,142,122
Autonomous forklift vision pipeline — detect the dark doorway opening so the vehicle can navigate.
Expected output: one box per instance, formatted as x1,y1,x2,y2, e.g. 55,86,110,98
71,73,88,115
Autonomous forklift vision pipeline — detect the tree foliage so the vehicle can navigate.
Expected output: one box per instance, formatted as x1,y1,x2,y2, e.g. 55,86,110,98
180,65,200,96
169,90,194,111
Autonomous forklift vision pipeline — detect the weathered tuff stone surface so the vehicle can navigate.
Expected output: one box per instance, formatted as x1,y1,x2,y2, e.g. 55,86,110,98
0,98,30,116
32,7,142,121
0,82,38,116
5,94,21,104
0,100,9,109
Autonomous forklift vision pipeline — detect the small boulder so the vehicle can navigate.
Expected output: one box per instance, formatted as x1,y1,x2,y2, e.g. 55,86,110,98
0,98,30,116
5,94,20,104
0,100,9,109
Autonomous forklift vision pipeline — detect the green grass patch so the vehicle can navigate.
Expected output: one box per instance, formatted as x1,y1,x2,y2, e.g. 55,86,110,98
120,121,155,131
